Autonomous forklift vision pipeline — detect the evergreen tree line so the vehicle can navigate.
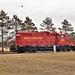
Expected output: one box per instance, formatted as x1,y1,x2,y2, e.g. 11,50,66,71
0,10,75,49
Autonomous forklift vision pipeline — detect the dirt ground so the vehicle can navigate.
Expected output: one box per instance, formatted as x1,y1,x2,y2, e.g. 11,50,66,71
0,52,75,75
0,47,10,51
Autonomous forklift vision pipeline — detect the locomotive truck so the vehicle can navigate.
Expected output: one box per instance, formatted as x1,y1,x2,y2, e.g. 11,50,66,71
10,31,75,53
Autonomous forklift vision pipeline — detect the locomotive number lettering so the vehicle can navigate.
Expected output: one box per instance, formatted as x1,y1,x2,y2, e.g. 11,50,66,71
24,37,42,40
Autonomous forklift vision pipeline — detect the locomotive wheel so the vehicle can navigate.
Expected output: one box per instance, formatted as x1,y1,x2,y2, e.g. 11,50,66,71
28,47,32,53
32,49,37,53
63,49,65,52
32,47,37,53
17,49,21,53
29,50,32,53
17,47,25,53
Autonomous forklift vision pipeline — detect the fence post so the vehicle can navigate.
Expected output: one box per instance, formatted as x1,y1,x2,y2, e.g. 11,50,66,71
54,45,56,53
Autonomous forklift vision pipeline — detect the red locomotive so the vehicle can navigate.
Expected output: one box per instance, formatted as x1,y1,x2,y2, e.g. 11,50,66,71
10,31,74,53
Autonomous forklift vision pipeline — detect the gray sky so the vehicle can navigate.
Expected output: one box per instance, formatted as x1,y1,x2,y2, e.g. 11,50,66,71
0,0,75,31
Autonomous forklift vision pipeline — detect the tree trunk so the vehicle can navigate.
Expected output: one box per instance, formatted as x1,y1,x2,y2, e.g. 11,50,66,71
2,26,4,52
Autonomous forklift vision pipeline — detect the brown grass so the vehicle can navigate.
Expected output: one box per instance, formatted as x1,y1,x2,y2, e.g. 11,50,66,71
0,52,75,75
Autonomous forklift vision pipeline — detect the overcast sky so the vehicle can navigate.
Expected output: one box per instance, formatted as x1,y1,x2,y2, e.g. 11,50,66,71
0,0,75,31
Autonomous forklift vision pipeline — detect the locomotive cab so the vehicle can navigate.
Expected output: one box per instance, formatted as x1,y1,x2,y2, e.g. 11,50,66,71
57,32,74,51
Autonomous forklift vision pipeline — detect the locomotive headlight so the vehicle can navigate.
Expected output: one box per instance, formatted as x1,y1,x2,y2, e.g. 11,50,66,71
71,44,74,46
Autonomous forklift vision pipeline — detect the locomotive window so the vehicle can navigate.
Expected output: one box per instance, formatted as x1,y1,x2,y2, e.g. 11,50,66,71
61,35,64,38
16,34,20,36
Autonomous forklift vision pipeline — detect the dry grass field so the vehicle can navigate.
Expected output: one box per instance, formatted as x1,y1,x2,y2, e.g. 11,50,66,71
0,52,75,75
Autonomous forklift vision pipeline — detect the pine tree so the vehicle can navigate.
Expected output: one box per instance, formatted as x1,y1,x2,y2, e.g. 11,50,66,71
58,19,74,34
23,16,37,32
40,17,56,32
12,14,22,32
0,10,12,52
